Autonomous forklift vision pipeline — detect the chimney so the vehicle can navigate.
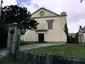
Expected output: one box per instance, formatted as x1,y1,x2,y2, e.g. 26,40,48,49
80,26,82,29
61,12,67,16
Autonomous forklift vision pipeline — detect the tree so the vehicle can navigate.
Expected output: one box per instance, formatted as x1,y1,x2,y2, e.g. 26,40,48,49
64,22,68,43
0,5,38,49
0,25,8,48
64,22,68,36
0,5,38,29
0,5,39,59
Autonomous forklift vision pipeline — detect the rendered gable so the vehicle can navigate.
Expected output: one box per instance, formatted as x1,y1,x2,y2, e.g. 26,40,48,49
32,8,60,18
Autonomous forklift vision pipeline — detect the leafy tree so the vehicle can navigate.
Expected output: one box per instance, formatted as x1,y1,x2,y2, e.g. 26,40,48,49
0,25,8,48
0,5,38,29
0,5,38,48
64,22,68,43
64,22,68,36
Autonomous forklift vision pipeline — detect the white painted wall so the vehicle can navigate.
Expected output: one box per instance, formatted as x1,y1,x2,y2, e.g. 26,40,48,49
21,8,67,43
82,33,85,43
21,30,38,42
60,16,67,42
32,8,57,18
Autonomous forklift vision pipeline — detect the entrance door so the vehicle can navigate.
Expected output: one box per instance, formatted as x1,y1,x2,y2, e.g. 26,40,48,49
38,34,44,43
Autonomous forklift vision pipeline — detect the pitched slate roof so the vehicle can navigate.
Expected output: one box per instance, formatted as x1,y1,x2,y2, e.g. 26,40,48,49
79,26,85,33
68,33,76,36
81,27,85,33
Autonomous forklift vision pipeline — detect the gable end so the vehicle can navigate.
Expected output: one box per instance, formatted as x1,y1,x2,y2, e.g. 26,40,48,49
32,7,60,16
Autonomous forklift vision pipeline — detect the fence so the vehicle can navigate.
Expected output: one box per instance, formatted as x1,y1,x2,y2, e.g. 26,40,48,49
15,50,85,64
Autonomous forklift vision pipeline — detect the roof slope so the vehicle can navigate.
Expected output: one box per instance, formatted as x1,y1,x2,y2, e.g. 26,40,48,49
32,7,60,17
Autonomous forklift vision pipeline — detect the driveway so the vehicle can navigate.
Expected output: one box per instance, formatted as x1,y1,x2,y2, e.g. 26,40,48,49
20,43,61,50
0,43,62,58
0,49,7,59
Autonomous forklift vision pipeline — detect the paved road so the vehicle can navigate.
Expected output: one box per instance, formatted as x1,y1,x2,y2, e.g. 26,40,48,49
0,43,62,58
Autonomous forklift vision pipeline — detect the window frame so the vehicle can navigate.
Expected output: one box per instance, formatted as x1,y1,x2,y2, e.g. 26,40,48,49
47,20,54,30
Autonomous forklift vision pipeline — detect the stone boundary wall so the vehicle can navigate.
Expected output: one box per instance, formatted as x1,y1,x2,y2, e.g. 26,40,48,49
15,50,85,64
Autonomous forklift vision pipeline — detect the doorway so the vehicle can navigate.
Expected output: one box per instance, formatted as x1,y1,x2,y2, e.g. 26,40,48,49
38,34,44,43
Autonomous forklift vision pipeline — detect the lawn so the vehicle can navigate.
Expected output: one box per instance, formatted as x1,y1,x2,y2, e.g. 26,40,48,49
29,44,85,57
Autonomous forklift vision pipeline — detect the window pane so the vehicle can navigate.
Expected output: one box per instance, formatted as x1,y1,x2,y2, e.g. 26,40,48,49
48,22,52,29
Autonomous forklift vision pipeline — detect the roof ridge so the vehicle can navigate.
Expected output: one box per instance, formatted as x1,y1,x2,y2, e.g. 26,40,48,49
32,7,60,16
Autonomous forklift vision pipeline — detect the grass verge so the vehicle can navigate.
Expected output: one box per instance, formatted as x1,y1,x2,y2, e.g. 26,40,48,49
29,44,85,57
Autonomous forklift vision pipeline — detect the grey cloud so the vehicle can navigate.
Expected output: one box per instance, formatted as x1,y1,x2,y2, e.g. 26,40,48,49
16,0,85,33
63,0,85,22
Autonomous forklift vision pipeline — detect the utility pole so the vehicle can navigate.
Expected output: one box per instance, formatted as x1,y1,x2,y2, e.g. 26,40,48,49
0,0,3,18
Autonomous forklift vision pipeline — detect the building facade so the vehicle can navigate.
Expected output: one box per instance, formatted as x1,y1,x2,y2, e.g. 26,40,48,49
78,26,85,44
21,8,67,43
68,33,78,43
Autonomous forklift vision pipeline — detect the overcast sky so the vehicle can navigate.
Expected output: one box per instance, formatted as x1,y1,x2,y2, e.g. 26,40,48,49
2,0,85,33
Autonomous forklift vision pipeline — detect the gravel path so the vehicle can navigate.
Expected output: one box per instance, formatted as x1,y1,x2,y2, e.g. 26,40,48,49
0,49,7,59
0,43,62,58
20,43,61,50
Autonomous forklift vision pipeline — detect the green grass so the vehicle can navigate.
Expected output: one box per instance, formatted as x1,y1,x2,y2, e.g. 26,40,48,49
29,44,85,57
0,56,24,64
1,44,85,64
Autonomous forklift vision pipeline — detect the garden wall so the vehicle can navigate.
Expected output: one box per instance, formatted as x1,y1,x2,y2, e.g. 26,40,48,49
15,50,85,64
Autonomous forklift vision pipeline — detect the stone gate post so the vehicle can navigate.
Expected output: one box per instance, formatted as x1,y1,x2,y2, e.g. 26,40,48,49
7,22,21,57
